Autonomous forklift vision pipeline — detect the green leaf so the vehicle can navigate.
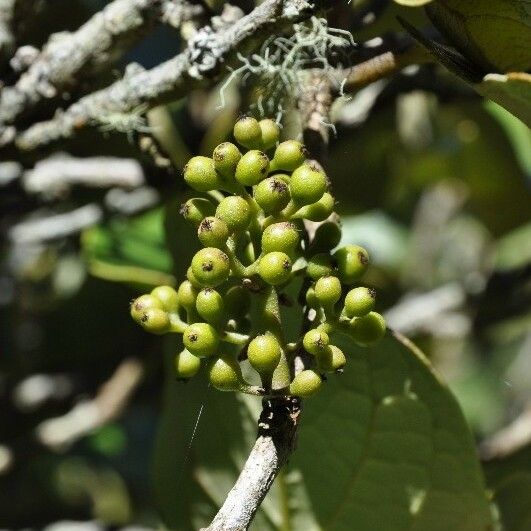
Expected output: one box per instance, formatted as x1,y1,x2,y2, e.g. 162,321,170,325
288,331,493,531
427,0,531,73
477,73,531,128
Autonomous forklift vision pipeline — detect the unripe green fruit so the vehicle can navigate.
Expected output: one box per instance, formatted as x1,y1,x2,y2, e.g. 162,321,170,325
261,222,300,257
186,266,203,288
196,288,225,324
130,294,163,323
175,349,201,379
140,308,170,334
305,285,319,309
180,198,216,225
303,329,330,355
258,252,292,285
224,285,251,318
183,322,219,357
191,248,230,287
209,355,244,391
292,192,335,221
151,285,179,312
233,116,262,149
235,150,270,186
183,156,222,192
253,177,290,213
247,333,281,374
314,275,342,306
177,280,198,310
259,119,280,150
350,311,386,346
334,245,369,284
216,196,251,233
290,163,327,205
197,216,229,248
312,222,342,253
289,370,322,397
272,140,307,171
213,142,241,178
344,287,376,317
317,345,346,373
306,253,334,280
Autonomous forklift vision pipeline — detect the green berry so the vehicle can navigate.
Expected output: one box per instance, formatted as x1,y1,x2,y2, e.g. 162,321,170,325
314,276,342,306
247,333,281,374
305,285,319,309
151,285,179,312
180,198,216,226
258,252,292,285
290,163,327,205
130,294,163,323
253,177,290,214
259,119,280,150
303,329,329,355
306,253,334,280
317,345,346,373
177,280,198,310
334,245,369,284
224,285,251,318
344,287,376,317
191,248,230,287
216,196,251,233
209,355,245,391
235,150,270,186
186,266,203,289
175,349,201,379
213,142,241,178
233,116,262,149
289,370,322,397
261,222,300,257
183,156,222,192
183,322,219,357
272,140,307,171
311,221,342,253
139,308,170,334
350,311,386,346
292,192,335,221
198,216,229,248
196,288,225,324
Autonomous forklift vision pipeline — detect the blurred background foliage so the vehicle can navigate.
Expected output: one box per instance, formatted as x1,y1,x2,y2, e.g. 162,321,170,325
0,0,530,529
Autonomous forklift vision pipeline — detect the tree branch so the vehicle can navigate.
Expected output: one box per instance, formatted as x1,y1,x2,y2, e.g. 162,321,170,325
3,0,319,154
203,396,301,531
0,0,204,128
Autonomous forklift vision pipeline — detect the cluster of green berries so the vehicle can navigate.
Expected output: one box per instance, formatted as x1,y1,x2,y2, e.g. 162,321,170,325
130,117,386,398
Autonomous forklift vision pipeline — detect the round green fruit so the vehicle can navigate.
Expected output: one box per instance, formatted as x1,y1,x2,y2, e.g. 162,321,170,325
350,311,386,346
334,245,369,284
344,287,376,317
289,370,322,397
317,345,346,373
177,280,198,310
183,322,219,357
314,275,342,306
213,142,241,178
233,116,262,149
196,288,225,324
183,156,222,192
174,349,201,379
272,140,307,171
180,197,215,225
197,216,229,248
259,119,280,150
235,150,270,186
151,285,179,312
303,328,330,355
247,333,281,374
191,248,230,287
290,163,327,205
261,222,300,257
306,253,334,280
139,308,170,334
253,177,290,214
258,252,292,285
216,196,251,233
130,294,163,323
209,355,245,391
292,192,334,221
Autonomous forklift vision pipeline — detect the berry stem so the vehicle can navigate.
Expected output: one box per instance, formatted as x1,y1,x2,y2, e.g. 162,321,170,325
221,330,250,346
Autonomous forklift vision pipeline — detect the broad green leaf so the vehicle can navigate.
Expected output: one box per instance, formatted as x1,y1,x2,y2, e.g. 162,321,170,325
289,331,493,531
427,0,531,73
477,73,531,128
